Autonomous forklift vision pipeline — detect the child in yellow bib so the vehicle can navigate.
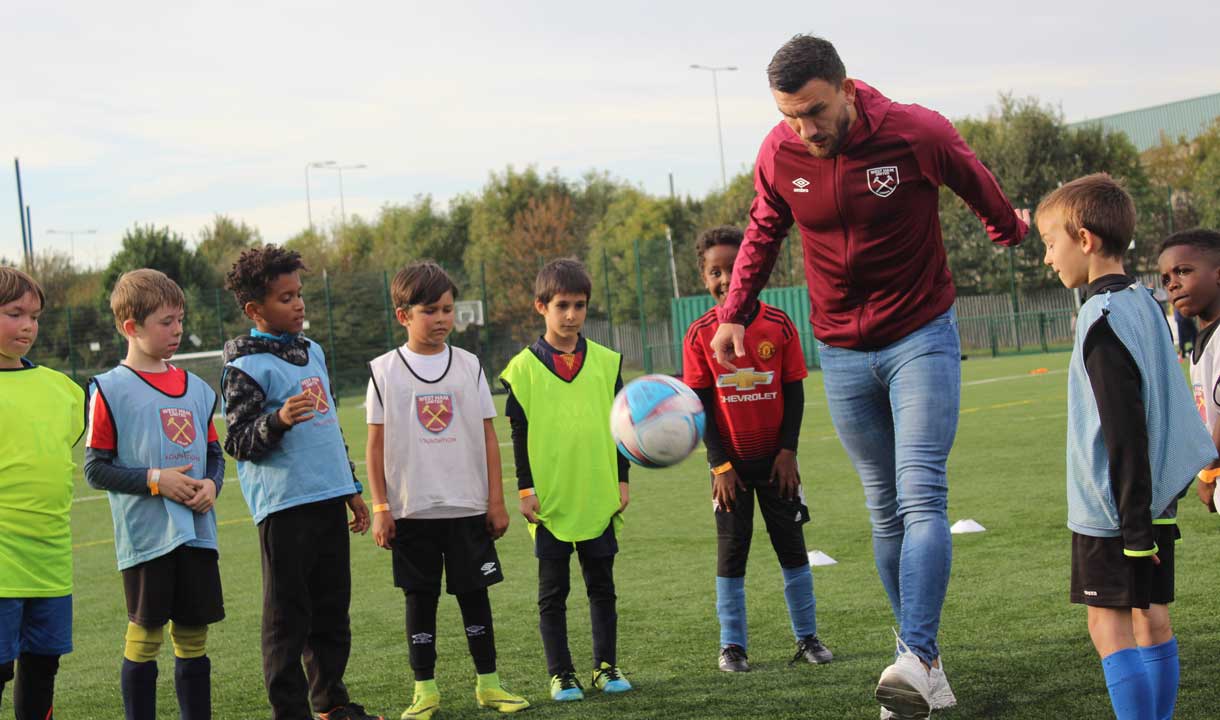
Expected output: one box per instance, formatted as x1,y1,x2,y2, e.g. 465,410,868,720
500,259,632,702
0,268,84,720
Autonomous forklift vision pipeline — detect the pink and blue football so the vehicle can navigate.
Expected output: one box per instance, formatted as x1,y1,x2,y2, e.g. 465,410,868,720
610,374,706,468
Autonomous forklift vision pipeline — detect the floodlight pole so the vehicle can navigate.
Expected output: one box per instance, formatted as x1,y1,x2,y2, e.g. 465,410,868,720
690,64,737,189
47,228,98,264
312,163,367,226
305,161,335,231
15,158,29,269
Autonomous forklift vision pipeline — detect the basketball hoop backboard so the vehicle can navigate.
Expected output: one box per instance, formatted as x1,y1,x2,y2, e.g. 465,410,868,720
454,300,484,332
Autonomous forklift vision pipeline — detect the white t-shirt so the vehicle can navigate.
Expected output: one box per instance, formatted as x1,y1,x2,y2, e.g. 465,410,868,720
366,344,496,519
1190,323,1220,433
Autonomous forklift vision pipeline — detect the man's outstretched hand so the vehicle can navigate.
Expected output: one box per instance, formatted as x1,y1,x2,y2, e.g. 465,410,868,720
710,323,746,371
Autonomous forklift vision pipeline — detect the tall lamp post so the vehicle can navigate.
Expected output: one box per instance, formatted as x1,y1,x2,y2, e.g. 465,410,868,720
313,163,367,225
690,64,737,189
305,161,336,231
47,228,98,266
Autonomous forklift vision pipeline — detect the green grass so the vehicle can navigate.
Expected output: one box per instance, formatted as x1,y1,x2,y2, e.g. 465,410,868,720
9,351,1220,719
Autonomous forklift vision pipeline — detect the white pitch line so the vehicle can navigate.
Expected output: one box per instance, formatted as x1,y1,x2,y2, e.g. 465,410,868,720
799,369,1062,406
963,369,1064,386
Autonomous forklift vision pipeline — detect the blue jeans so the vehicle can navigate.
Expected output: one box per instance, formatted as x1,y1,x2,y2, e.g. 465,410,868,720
817,309,960,665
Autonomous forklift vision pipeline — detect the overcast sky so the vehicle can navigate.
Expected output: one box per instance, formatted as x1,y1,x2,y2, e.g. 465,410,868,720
3,0,1218,267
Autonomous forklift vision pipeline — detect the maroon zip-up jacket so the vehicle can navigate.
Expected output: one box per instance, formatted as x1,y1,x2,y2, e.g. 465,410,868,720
720,81,1028,350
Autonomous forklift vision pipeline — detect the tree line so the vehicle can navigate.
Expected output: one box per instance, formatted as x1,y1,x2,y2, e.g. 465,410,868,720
11,94,1220,350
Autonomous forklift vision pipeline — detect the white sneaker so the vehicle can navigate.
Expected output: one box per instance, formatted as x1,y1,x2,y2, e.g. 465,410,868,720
927,661,957,709
879,659,955,718
875,633,932,720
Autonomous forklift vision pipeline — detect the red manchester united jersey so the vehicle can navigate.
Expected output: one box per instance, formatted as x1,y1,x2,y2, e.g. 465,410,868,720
683,301,807,460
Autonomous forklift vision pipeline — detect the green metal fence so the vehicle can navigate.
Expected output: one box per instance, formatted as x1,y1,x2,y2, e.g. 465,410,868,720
26,268,1080,400
669,291,1078,376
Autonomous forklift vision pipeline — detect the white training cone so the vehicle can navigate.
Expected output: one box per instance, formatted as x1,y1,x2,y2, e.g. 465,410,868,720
807,550,838,567
950,519,986,534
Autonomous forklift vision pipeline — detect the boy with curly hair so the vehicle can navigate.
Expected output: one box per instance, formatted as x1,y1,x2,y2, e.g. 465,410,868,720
221,245,382,720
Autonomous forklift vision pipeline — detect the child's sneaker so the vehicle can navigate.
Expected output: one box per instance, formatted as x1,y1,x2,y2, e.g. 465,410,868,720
400,690,440,720
475,686,530,714
790,634,834,665
549,670,584,702
318,703,385,720
590,662,632,693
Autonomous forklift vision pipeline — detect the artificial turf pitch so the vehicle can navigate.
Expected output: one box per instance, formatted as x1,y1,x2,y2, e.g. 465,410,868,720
11,351,1220,719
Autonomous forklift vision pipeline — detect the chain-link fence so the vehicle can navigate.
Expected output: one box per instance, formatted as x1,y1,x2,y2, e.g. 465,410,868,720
27,263,1151,399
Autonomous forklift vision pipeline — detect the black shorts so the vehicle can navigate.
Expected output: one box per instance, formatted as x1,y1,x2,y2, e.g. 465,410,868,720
533,521,618,560
122,545,225,628
1070,525,1179,608
392,515,503,595
715,457,810,577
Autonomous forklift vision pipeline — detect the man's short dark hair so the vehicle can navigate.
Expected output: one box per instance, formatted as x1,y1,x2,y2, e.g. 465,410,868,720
1158,228,1220,258
767,34,846,93
225,244,307,308
535,258,592,304
695,225,744,269
1036,173,1136,259
391,261,459,309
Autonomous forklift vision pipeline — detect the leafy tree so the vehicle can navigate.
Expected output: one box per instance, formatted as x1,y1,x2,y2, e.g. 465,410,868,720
941,95,1152,295
101,224,215,300
463,167,578,332
586,190,674,322
1146,119,1220,230
196,215,261,278
284,228,338,273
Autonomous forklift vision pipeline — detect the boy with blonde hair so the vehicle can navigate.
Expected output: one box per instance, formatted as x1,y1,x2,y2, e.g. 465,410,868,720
1039,174,1214,720
85,269,225,720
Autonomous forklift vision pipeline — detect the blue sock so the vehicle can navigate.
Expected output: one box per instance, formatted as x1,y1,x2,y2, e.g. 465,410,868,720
780,564,817,639
715,576,746,650
1139,637,1178,720
1101,648,1155,720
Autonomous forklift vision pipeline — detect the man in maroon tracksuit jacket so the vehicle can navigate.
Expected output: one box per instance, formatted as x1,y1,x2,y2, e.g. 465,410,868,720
709,35,1028,719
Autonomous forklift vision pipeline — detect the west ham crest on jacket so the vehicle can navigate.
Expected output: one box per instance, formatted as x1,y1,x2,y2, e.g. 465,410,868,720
867,166,900,197
417,393,453,434
161,407,196,448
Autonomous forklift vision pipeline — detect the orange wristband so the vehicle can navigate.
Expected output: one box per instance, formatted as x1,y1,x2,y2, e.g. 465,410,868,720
712,462,734,476
372,503,390,513
519,488,536,499
1200,468,1220,485
148,469,161,496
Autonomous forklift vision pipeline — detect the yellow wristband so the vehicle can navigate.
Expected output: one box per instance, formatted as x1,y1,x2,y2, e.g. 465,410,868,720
711,462,734,476
519,488,536,499
1200,468,1220,484
372,503,390,513
148,468,161,496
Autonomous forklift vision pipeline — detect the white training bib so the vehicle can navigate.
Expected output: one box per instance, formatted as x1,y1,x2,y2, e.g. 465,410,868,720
368,345,490,519
1190,323,1220,434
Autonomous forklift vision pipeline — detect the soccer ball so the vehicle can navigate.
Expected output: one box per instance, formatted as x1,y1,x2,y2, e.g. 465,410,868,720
610,374,706,468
